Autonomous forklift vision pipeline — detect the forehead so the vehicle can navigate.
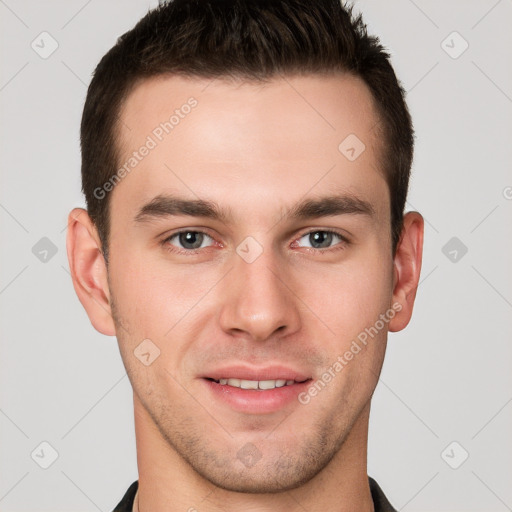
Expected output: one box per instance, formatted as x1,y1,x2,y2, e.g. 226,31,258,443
112,73,387,223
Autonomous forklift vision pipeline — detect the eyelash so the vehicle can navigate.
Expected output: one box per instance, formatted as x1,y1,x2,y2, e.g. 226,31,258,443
160,229,350,256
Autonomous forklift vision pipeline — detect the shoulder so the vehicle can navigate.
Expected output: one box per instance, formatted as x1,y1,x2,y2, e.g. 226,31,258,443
112,480,138,512
369,477,397,512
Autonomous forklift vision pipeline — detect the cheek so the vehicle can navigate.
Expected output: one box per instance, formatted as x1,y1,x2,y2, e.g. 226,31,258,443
108,250,219,340
108,256,206,393
109,235,393,347
297,254,393,340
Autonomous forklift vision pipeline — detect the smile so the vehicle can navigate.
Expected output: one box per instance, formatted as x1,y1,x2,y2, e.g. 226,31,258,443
207,378,308,390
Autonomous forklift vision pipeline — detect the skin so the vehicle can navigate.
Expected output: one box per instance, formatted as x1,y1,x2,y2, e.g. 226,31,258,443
67,73,423,512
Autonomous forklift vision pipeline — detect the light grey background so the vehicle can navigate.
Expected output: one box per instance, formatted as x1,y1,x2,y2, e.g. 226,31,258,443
1,1,511,511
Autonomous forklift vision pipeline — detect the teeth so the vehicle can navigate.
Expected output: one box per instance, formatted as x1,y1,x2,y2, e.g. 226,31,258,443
216,378,298,390
260,379,286,389
239,379,258,390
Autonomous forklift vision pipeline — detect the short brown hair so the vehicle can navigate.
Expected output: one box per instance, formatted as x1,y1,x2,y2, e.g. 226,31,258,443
80,0,414,262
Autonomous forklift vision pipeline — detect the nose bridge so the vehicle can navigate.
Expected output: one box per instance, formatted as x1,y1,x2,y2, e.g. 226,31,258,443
218,239,301,341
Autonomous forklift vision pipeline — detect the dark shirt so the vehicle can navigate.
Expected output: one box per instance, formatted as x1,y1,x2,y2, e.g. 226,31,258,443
113,477,397,511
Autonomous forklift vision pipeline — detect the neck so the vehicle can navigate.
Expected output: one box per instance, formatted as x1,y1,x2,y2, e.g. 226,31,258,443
133,394,374,512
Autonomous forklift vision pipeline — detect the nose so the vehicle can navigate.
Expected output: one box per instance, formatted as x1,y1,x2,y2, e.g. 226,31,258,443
218,245,301,342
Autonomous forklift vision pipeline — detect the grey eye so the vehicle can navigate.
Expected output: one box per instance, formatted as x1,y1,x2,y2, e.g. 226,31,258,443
167,231,214,250
297,231,343,249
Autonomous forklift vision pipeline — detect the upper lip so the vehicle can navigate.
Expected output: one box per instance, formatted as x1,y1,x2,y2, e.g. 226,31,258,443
202,365,311,382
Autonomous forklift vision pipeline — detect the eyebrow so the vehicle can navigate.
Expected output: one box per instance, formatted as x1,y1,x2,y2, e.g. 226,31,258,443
133,193,375,224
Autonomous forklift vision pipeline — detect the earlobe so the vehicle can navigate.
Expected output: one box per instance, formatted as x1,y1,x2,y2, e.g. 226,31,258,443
388,211,424,332
66,208,116,336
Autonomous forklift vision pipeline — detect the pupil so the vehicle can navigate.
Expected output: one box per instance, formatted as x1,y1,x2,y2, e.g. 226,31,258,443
310,231,332,248
179,232,203,249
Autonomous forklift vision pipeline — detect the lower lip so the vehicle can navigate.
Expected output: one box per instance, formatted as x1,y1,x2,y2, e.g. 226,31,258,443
202,378,312,414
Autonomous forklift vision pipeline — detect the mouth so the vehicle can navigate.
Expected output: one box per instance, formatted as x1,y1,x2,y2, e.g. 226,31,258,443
201,369,313,414
204,377,311,390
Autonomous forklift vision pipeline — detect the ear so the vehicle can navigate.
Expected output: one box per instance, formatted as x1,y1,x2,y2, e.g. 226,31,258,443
66,208,116,336
388,211,424,332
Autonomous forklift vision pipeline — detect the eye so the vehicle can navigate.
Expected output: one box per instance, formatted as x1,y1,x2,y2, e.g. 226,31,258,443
163,230,215,252
161,228,348,255
294,230,348,250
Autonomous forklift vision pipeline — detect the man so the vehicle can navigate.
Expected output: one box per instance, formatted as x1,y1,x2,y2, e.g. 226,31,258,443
66,0,423,510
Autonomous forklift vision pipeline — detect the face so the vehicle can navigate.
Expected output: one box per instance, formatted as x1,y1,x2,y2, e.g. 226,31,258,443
94,74,400,491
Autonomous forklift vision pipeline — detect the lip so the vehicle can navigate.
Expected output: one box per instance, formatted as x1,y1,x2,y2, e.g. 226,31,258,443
200,365,313,414
201,364,311,382
202,378,312,414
